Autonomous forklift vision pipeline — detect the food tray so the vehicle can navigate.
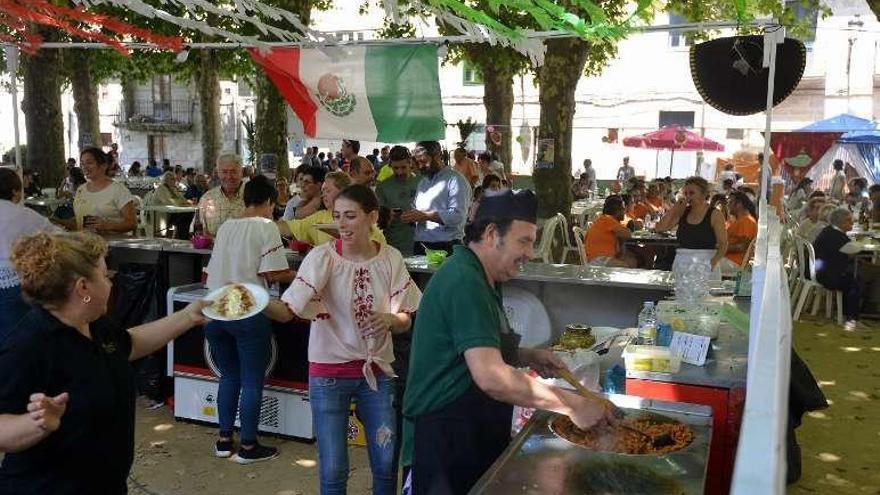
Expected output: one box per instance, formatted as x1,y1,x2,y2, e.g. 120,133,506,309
470,395,712,495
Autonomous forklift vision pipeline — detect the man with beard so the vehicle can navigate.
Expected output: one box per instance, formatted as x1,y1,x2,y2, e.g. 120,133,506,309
377,146,419,255
402,190,618,494
401,141,471,254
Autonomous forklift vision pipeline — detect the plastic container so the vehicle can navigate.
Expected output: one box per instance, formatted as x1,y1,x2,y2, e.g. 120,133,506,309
623,344,682,374
637,301,656,345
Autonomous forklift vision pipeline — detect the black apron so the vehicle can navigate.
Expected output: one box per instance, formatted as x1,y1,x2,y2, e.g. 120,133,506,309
412,314,521,495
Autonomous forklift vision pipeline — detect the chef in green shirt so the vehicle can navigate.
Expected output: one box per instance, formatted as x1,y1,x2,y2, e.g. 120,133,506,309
376,146,420,256
402,189,618,494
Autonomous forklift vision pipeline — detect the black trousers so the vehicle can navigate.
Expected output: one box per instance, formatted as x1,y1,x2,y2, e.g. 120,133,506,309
412,386,512,495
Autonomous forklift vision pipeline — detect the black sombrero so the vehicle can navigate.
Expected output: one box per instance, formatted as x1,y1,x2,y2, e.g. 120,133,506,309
690,35,806,116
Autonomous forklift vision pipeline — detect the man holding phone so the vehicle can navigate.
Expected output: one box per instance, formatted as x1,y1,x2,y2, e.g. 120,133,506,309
377,146,420,255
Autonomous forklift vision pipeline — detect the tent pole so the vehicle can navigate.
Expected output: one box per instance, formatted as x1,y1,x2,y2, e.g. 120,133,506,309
655,150,659,179
760,28,783,206
669,148,675,176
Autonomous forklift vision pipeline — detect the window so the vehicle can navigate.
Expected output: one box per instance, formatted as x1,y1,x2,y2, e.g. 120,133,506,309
726,128,745,139
148,135,167,164
237,79,253,97
659,111,695,128
151,75,172,121
463,62,483,86
668,13,692,48
785,0,818,43
603,128,619,143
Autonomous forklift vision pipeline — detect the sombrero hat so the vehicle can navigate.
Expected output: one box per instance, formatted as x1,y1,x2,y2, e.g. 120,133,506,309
690,35,806,116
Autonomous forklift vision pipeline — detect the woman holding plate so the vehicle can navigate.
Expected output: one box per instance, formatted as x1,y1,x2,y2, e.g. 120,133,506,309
203,175,294,464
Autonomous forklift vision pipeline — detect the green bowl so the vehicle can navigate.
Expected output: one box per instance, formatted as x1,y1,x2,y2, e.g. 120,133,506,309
425,248,448,265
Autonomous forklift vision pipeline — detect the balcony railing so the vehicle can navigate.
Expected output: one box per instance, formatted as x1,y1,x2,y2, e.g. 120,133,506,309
114,99,194,133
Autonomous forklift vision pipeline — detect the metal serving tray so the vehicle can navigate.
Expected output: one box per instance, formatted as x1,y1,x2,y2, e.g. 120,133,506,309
470,394,713,495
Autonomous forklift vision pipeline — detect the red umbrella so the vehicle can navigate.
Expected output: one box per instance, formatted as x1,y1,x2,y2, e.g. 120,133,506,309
623,125,724,176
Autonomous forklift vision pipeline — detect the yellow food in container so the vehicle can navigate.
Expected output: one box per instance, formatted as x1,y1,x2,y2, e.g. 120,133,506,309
623,344,682,374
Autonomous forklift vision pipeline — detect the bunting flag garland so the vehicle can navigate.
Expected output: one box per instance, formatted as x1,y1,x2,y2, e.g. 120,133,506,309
0,0,185,54
75,0,321,50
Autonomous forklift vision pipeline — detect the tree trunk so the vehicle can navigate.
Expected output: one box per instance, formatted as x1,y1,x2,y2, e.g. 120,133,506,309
533,37,590,219
254,74,290,179
196,48,222,175
69,50,102,150
254,0,311,180
22,40,65,185
482,64,514,175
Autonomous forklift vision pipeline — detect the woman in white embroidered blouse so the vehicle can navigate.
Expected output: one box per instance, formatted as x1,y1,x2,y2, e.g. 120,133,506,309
0,169,61,339
281,184,421,495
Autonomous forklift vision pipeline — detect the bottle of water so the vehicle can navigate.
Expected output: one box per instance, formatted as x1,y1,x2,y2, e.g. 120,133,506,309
637,301,657,345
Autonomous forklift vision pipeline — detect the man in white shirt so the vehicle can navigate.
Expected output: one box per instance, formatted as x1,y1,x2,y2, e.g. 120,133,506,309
616,156,636,183
197,153,246,237
829,159,846,201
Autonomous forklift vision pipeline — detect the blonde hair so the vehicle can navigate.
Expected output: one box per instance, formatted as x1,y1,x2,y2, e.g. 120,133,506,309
325,171,351,190
11,232,107,308
684,176,711,198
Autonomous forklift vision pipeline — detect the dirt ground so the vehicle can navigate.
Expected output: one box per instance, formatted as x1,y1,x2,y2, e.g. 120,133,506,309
115,315,874,494
788,317,880,495
128,405,373,495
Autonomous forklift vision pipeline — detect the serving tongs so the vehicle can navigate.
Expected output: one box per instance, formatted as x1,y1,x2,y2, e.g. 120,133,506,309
557,367,675,448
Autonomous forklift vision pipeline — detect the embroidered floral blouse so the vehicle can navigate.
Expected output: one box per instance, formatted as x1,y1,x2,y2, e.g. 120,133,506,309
281,241,422,390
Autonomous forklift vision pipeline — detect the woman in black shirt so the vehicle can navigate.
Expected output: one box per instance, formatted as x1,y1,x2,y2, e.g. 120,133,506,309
0,232,208,494
655,176,728,268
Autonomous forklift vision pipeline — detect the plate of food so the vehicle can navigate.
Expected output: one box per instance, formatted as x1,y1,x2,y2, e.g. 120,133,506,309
202,283,270,321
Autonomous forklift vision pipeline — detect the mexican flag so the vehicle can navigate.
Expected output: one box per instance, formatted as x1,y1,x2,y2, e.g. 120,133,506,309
250,44,445,142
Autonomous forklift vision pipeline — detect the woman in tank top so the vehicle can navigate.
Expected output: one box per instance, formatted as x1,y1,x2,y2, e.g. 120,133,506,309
655,176,728,268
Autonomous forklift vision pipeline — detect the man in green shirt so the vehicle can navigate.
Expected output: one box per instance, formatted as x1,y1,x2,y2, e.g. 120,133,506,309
376,146,419,256
403,190,618,494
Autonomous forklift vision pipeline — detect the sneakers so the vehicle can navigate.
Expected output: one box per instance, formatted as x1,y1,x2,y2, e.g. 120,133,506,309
231,443,279,465
215,439,234,458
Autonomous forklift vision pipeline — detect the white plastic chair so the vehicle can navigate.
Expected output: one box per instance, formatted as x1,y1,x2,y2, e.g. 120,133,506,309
556,213,581,264
572,225,587,265
535,215,562,264
791,235,844,325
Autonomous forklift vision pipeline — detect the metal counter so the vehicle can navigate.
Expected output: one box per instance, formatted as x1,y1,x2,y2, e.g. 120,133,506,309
405,256,674,331
471,394,713,495
625,305,750,390
405,256,674,291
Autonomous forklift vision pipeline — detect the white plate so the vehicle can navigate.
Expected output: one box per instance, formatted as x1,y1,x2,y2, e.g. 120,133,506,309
502,286,552,347
202,283,270,321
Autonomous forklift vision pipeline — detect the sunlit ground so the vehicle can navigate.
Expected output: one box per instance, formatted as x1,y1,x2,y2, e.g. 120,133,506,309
788,316,880,494
129,398,373,494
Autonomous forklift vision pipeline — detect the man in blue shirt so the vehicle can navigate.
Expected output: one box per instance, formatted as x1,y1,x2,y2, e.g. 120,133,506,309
401,141,471,254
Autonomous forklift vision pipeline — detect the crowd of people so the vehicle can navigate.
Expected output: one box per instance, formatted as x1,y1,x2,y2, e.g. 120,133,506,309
3,136,874,493
0,138,623,495
783,159,880,328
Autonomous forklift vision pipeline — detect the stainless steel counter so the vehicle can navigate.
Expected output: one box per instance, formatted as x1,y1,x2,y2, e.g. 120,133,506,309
471,394,713,495
106,237,302,260
625,322,748,389
405,256,674,291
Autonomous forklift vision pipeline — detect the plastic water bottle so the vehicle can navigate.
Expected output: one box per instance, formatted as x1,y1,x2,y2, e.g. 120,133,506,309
637,301,657,345
603,364,626,394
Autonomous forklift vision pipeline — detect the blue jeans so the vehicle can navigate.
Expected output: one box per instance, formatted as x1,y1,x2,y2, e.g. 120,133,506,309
310,375,396,495
0,284,30,343
204,314,271,444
